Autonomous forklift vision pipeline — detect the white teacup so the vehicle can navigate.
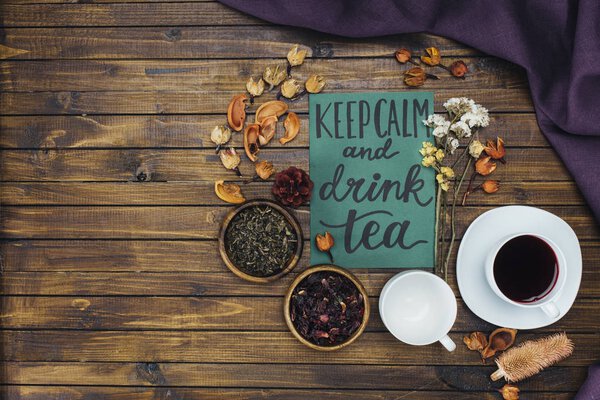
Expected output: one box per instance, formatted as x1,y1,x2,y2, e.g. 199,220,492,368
379,270,457,352
485,233,567,319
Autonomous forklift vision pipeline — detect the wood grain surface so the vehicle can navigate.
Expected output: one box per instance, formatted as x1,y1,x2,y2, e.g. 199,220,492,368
0,1,598,398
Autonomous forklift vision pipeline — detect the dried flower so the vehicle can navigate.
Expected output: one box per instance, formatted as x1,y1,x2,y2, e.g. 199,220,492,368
468,139,485,158
450,120,471,138
499,384,520,400
419,141,438,157
258,115,278,146
395,48,412,64
255,100,288,124
219,148,242,176
485,137,506,160
423,114,451,138
315,231,335,262
255,160,274,180
482,179,500,193
287,44,308,67
463,332,488,352
263,65,287,88
210,125,231,153
434,149,445,162
481,328,517,359
422,156,436,168
440,166,455,179
272,166,314,207
305,74,326,94
280,112,300,144
404,67,426,87
281,78,301,99
246,77,265,97
436,167,454,192
447,137,460,154
227,94,248,132
475,156,497,176
450,60,469,78
421,47,441,66
214,180,245,204
443,97,475,117
243,123,261,162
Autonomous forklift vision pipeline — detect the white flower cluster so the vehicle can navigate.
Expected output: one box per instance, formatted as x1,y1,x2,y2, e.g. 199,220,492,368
422,97,489,153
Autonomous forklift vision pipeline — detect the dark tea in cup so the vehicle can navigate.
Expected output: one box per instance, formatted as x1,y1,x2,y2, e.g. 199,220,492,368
493,235,558,303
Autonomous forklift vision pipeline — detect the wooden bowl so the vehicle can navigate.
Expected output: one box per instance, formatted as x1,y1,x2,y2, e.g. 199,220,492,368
284,264,370,351
219,199,303,283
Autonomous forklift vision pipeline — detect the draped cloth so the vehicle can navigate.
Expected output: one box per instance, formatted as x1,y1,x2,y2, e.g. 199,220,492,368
219,0,600,225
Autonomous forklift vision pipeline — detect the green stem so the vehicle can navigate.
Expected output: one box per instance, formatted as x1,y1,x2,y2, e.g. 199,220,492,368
433,184,442,276
439,190,448,277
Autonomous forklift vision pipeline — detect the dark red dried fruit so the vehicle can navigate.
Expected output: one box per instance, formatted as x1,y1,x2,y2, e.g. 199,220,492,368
289,271,365,347
272,166,314,207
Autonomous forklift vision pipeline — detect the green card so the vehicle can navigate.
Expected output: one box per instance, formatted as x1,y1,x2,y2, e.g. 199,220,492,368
309,92,435,268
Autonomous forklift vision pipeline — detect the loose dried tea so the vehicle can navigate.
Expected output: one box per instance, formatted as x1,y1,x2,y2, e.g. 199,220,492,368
290,271,365,346
225,205,297,277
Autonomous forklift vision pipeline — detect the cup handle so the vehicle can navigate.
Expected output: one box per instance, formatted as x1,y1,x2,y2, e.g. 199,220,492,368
541,302,561,319
439,334,456,352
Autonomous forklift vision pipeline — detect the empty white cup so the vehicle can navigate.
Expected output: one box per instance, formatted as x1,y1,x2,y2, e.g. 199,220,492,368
379,270,457,351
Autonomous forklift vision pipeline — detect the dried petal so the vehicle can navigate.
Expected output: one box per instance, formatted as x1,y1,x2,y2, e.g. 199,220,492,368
214,180,245,204
305,74,326,94
475,156,497,176
255,100,289,124
450,60,469,77
210,125,231,146
482,180,500,194
404,67,426,87
287,44,308,67
315,231,334,252
463,332,488,352
395,48,412,64
499,384,520,400
255,160,274,180
421,47,441,66
258,115,278,146
484,137,506,159
469,139,485,158
246,77,265,97
280,112,300,145
481,328,517,359
243,123,261,162
219,148,241,170
281,78,301,99
226,94,247,132
263,65,287,87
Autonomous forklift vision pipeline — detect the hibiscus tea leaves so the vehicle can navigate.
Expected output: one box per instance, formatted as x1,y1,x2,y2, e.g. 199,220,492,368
289,271,365,346
224,205,298,277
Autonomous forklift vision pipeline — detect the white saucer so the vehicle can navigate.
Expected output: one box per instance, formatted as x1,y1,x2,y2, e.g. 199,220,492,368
456,206,582,329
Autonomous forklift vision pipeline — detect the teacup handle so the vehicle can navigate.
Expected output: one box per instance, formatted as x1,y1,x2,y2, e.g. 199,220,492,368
541,302,561,319
439,334,456,352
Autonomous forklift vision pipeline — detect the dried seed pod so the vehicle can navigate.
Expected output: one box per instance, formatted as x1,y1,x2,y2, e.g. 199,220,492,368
243,123,261,162
246,77,265,97
481,328,517,359
421,47,441,66
484,137,506,160
281,78,301,99
287,44,308,67
481,180,500,194
255,100,288,124
404,67,427,87
395,48,412,64
280,112,300,145
210,125,231,153
254,160,274,180
463,331,488,352
263,65,287,88
499,384,520,400
219,148,242,176
259,115,278,146
450,60,469,78
475,156,497,176
227,94,247,132
214,180,245,204
305,74,326,93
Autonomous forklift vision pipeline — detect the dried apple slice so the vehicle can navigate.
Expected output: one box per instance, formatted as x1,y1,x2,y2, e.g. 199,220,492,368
255,100,288,124
243,123,261,162
227,94,247,132
259,116,278,146
280,112,300,145
214,180,245,204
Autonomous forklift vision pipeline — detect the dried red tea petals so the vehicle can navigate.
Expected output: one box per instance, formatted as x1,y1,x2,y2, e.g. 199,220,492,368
463,331,488,352
450,60,469,78
475,156,497,176
482,179,500,194
481,328,517,359
404,67,427,87
485,137,506,160
499,384,520,400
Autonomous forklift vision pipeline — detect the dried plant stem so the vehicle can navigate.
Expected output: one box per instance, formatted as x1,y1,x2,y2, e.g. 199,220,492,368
433,184,442,277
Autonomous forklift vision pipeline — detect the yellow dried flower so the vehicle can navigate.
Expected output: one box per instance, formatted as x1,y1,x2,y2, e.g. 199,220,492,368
422,155,436,167
287,44,308,67
440,166,455,179
469,139,485,158
436,174,450,191
246,77,265,97
434,149,445,162
263,65,287,87
281,78,301,99
419,141,437,156
305,74,326,93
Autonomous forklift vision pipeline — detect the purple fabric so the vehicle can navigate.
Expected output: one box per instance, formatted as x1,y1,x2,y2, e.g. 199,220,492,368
575,363,600,400
219,0,600,224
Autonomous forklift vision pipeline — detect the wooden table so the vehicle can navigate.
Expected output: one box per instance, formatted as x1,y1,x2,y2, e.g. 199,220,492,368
1,1,599,398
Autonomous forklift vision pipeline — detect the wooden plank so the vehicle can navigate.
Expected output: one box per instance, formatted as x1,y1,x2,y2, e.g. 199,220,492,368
2,3,262,27
0,113,549,149
0,181,584,206
1,330,597,367
0,362,587,391
0,148,569,181
0,58,526,92
0,386,577,399
0,89,534,115
1,295,599,333
0,28,479,60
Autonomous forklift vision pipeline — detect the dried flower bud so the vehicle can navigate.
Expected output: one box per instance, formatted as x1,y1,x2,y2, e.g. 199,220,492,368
214,180,245,204
436,173,450,191
482,179,500,194
404,67,426,87
421,47,441,66
280,112,300,145
481,328,517,359
475,156,497,176
469,139,485,158
281,78,301,99
315,231,334,263
210,125,231,146
499,384,520,400
226,94,248,132
450,60,469,77
219,148,241,173
395,48,412,64
246,77,265,97
287,44,308,67
484,137,506,160
305,74,326,94
463,332,488,352
255,160,274,180
263,65,287,87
